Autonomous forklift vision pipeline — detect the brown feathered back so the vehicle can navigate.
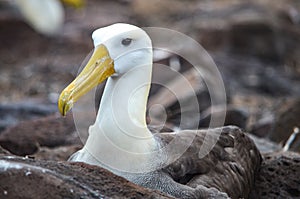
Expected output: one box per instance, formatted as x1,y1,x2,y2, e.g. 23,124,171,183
155,126,262,199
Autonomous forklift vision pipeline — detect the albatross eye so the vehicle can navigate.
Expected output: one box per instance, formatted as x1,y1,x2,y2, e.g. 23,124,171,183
121,38,132,46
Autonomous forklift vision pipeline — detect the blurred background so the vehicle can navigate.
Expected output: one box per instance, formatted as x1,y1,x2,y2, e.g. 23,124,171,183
0,0,300,156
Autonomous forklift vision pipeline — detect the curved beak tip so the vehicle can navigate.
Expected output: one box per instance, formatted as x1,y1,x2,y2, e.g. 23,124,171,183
57,44,114,117
58,90,72,116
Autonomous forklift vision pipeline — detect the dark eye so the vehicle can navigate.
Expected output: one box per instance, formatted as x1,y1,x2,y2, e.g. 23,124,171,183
121,38,132,46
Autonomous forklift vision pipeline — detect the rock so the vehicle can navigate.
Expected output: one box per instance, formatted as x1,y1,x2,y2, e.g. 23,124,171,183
250,151,300,198
230,94,276,133
0,114,80,156
198,105,249,129
0,155,171,199
228,21,281,62
0,102,57,132
268,98,300,152
248,134,281,153
0,0,300,197
0,145,11,155
249,116,273,137
131,0,192,25
33,144,82,161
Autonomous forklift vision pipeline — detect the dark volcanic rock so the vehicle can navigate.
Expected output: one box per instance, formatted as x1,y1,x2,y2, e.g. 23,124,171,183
0,114,80,156
0,155,171,199
248,134,281,153
249,116,273,138
250,151,300,199
198,106,248,129
0,0,300,198
0,102,57,132
33,144,82,161
268,98,300,152
0,145,11,155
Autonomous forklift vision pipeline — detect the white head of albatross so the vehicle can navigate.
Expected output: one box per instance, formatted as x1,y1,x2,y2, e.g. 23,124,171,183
59,23,161,174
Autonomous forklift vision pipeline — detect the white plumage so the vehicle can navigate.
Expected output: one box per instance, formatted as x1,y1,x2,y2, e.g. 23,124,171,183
58,23,261,199
14,0,64,35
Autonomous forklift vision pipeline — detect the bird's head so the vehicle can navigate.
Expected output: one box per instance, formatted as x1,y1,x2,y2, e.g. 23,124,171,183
58,23,152,116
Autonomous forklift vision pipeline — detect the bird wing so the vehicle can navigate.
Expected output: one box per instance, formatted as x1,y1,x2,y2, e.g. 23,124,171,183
155,126,261,199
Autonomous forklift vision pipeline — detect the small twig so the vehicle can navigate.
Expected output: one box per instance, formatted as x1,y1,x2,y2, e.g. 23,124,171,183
283,127,299,152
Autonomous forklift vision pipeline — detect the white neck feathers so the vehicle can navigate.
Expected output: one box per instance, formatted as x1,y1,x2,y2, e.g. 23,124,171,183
83,61,160,173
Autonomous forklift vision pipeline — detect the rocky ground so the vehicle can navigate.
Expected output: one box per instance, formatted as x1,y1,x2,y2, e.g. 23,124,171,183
0,0,300,198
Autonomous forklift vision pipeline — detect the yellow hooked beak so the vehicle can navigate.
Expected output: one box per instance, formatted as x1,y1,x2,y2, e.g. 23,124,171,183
58,44,115,116
61,0,85,8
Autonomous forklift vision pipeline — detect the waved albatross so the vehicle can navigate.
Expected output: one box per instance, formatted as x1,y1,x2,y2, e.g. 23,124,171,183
13,0,84,36
58,23,261,198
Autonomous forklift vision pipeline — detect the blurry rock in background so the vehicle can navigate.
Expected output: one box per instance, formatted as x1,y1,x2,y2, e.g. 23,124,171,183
269,99,300,152
0,114,80,157
0,0,300,198
0,0,299,155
